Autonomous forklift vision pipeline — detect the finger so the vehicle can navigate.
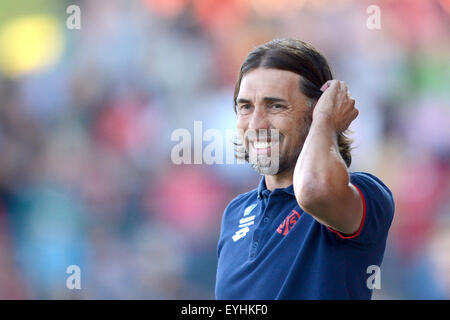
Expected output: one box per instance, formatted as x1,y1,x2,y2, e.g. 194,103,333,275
349,97,355,107
331,80,341,88
320,81,331,92
339,81,349,96
320,79,339,92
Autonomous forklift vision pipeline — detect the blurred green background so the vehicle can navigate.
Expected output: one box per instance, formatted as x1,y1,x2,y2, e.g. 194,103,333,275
0,0,449,299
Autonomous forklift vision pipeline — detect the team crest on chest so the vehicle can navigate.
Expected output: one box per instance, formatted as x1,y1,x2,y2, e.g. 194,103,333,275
277,209,301,236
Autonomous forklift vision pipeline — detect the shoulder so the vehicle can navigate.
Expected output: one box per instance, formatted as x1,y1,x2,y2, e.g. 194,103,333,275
350,171,394,206
217,188,259,251
220,188,259,224
347,171,395,244
225,188,258,213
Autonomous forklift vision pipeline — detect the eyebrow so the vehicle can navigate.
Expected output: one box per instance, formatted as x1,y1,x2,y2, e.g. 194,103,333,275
236,97,288,104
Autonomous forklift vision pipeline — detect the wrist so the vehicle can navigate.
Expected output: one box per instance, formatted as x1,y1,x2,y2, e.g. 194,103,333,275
311,113,338,140
312,112,334,128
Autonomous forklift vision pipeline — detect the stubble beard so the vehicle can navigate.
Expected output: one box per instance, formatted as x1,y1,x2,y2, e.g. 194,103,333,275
242,121,311,176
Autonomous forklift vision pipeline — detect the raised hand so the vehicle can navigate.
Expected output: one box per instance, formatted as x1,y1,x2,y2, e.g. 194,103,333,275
313,80,358,133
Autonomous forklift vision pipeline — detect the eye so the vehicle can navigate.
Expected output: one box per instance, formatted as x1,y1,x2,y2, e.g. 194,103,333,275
237,104,252,114
270,104,286,110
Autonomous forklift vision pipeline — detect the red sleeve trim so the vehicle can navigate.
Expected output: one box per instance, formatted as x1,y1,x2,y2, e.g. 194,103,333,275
326,184,367,239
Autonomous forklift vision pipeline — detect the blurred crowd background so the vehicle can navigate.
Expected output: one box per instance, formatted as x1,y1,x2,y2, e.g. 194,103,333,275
0,0,449,299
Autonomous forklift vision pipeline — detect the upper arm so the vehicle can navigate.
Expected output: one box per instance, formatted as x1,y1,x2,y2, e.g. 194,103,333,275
298,180,364,235
324,172,394,245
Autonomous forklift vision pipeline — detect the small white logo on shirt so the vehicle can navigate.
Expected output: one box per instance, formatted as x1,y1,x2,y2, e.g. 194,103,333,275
243,203,257,216
232,227,250,242
232,214,256,242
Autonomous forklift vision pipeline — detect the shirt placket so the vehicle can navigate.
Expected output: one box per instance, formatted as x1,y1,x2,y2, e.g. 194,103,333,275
249,190,272,260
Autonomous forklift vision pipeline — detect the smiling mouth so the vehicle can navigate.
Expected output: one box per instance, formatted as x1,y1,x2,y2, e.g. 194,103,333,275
250,141,279,154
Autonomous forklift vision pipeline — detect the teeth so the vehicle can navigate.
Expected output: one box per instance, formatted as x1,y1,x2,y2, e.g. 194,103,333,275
253,141,272,149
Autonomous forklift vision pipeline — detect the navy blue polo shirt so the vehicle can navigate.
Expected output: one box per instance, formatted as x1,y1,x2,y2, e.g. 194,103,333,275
215,172,394,299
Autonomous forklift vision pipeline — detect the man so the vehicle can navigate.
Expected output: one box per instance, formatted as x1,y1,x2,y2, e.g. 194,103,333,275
215,38,394,299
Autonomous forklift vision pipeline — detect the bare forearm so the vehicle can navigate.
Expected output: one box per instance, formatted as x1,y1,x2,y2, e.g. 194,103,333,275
293,115,351,226
293,80,362,234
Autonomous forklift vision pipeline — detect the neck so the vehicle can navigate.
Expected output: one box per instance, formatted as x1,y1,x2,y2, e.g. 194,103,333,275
264,167,294,191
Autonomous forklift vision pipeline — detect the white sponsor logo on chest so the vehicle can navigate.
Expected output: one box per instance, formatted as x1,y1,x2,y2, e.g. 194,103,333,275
232,204,257,242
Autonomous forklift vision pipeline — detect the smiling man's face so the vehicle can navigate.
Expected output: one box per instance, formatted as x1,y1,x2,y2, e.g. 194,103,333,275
236,68,313,175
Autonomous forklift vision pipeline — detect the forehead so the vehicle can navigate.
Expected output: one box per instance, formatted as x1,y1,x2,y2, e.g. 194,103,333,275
237,68,302,100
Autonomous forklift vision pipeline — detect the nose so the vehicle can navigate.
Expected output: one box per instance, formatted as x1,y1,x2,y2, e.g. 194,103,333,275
248,106,270,131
